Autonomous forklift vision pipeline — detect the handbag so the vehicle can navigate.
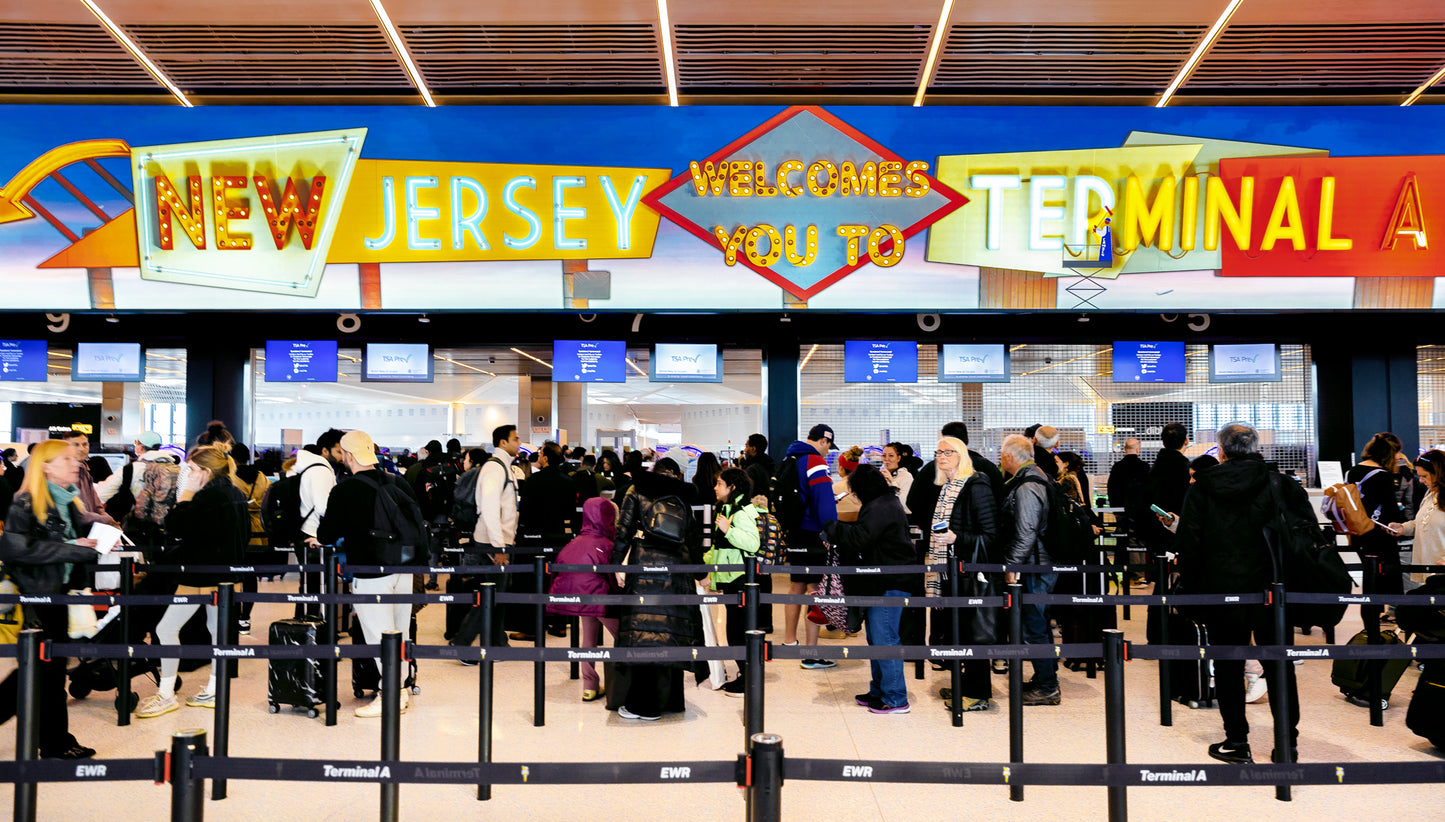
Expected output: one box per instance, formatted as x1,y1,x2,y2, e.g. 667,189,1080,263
959,537,1000,644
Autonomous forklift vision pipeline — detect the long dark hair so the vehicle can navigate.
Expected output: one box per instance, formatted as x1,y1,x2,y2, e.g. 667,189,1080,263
598,449,621,476
848,463,891,505
1363,432,1401,465
1416,450,1445,511
693,452,722,498
717,467,752,513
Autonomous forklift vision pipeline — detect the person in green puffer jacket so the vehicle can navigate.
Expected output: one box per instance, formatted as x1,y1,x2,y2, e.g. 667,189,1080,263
707,467,759,696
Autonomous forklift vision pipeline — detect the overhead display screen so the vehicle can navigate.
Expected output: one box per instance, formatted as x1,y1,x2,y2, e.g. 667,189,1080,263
844,341,918,383
72,342,145,382
264,340,339,383
1210,343,1282,383
362,343,432,383
0,340,47,382
938,343,1010,383
1113,341,1186,383
651,343,722,383
554,340,626,383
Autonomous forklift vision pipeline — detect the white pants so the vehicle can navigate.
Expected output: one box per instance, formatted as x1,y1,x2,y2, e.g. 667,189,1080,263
156,603,217,681
351,574,412,679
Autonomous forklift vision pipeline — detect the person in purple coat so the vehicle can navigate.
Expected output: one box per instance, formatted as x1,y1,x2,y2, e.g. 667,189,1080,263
548,496,620,701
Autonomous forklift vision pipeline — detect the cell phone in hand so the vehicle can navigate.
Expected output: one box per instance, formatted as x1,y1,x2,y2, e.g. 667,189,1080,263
1149,504,1175,523
931,521,949,533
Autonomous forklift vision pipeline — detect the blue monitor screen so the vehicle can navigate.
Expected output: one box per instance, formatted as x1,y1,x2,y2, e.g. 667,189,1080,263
264,341,339,383
938,344,1011,383
1113,341,1186,383
362,343,433,383
0,340,47,382
553,340,626,383
844,341,918,383
72,342,145,382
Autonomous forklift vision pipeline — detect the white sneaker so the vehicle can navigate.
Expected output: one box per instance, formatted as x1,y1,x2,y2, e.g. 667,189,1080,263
1244,674,1268,704
617,706,660,721
354,692,409,718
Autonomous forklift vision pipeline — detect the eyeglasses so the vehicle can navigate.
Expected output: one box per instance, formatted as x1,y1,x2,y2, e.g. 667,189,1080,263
934,449,958,457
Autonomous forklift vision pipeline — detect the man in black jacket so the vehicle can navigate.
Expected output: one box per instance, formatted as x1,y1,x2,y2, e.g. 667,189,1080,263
907,421,1005,528
1106,438,1151,535
315,430,421,718
999,434,1060,706
1174,423,1305,765
1138,422,1191,558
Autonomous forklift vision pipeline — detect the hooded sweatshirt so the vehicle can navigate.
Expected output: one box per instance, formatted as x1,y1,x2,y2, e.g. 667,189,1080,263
784,440,837,536
547,496,619,618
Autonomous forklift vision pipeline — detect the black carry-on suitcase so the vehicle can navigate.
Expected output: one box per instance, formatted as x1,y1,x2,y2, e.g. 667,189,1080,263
1164,617,1215,708
1331,628,1409,702
348,612,420,698
268,615,327,717
1407,661,1445,749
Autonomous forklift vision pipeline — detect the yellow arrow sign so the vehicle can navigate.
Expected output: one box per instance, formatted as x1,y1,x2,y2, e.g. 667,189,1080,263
0,138,131,224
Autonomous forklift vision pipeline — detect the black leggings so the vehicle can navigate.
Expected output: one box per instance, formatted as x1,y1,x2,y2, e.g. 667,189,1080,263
718,577,747,676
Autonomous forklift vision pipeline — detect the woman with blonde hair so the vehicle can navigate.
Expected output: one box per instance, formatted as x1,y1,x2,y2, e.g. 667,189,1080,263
135,444,249,718
928,435,1001,711
0,439,102,758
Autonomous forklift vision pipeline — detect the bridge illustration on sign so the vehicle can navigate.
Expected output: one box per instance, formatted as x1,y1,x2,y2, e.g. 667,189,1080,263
0,139,135,309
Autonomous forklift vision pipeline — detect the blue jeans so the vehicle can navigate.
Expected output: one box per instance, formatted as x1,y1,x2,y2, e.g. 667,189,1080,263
1022,573,1059,691
865,590,909,707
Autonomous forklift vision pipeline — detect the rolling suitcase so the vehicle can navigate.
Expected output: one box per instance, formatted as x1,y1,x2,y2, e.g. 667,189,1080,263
1151,613,1215,708
1330,628,1409,701
349,612,420,698
268,615,326,717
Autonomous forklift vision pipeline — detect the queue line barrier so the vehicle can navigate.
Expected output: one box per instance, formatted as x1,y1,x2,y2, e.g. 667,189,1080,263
5,568,1443,822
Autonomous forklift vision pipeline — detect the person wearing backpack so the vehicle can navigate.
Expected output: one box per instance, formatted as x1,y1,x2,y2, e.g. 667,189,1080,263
449,426,521,649
1173,423,1307,765
229,443,270,636
999,434,1062,706
776,424,839,668
609,458,704,720
707,467,760,696
314,430,424,718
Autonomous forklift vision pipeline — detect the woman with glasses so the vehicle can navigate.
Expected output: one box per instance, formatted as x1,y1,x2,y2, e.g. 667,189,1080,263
927,436,1000,711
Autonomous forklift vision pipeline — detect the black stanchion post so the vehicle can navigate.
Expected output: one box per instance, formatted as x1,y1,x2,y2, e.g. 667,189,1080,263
745,553,757,588
533,555,546,728
1103,629,1128,822
380,631,402,822
1007,581,1024,803
1156,554,1172,728
948,548,963,727
477,582,495,801
569,615,580,680
322,545,339,728
1270,581,1293,803
14,629,40,822
1364,561,1384,728
748,733,783,822
212,583,235,801
117,556,134,727
169,729,208,822
1118,536,1131,622
744,629,765,750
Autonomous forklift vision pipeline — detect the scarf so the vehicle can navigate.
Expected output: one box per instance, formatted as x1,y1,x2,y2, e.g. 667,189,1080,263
47,481,79,540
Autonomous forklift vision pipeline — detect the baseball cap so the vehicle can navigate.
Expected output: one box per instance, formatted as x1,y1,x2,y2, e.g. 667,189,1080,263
136,431,163,449
808,424,839,450
339,430,379,466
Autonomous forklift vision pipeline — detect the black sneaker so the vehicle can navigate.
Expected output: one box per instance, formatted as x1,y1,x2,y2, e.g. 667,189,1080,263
854,692,875,707
1207,740,1253,764
43,743,96,760
1343,693,1388,711
720,677,745,697
800,658,837,670
1019,685,1061,706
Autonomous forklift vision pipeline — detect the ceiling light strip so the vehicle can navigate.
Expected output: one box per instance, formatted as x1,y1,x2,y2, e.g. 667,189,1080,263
912,0,955,108
511,347,553,369
369,0,437,108
625,357,647,377
1155,0,1243,108
799,344,819,371
1403,65,1445,106
80,0,193,108
656,0,680,106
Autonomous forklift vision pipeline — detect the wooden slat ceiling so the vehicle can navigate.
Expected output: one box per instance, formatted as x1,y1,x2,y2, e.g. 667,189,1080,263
0,1,1442,105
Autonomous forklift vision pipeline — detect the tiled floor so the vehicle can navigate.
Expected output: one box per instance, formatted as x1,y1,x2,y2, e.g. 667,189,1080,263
0,574,1439,821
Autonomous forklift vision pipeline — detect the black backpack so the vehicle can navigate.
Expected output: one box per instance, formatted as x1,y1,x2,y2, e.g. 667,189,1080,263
103,461,135,524
355,472,429,566
1018,475,1095,564
641,494,691,545
450,468,480,533
260,462,327,547
769,455,807,536
1263,473,1351,629
418,460,458,521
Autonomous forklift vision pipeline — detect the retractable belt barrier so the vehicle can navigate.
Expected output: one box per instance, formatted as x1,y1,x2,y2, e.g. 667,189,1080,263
189,757,740,785
780,759,1445,787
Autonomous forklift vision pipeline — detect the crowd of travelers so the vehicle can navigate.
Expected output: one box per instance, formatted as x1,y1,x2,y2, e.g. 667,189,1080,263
0,417,1439,762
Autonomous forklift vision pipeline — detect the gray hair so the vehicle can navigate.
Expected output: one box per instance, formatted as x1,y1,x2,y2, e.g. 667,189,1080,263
1000,434,1034,465
1217,423,1259,459
1035,425,1059,449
